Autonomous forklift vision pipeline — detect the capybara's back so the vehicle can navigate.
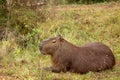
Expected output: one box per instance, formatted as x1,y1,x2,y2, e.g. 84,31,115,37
71,42,115,73
39,35,115,74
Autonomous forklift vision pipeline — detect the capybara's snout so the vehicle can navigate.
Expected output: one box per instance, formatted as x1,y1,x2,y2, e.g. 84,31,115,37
39,44,43,51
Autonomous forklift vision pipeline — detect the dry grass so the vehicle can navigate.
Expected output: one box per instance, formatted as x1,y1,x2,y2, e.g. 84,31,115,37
0,2,120,80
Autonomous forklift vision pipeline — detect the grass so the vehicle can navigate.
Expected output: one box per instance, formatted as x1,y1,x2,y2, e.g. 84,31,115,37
0,2,120,80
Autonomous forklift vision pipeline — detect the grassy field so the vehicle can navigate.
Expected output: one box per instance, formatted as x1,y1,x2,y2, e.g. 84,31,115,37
0,2,120,80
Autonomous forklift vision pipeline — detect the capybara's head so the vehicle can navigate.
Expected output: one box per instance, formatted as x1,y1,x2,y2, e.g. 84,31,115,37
39,35,63,55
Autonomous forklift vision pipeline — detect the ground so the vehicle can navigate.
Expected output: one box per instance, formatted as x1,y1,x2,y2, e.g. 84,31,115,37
0,2,120,80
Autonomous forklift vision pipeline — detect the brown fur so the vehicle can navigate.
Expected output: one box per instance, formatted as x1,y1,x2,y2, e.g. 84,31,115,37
39,35,115,74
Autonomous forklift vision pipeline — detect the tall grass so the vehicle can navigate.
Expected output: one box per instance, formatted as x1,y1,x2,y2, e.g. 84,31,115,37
0,2,120,80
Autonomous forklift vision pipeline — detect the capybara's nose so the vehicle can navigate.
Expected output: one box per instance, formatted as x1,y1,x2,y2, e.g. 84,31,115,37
39,44,43,51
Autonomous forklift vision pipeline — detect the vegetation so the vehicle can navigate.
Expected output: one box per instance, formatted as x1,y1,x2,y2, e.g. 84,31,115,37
0,0,120,80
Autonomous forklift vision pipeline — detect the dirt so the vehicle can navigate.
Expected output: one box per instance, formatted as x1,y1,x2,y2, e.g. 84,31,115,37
0,64,19,80
0,74,19,80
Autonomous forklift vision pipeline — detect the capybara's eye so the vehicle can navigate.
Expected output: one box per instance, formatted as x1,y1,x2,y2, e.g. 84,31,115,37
52,40,56,43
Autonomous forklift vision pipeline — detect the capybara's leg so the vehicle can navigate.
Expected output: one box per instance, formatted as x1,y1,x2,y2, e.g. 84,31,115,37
52,67,61,73
52,63,67,73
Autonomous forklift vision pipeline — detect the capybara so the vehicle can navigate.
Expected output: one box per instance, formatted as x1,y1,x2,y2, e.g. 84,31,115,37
39,35,115,74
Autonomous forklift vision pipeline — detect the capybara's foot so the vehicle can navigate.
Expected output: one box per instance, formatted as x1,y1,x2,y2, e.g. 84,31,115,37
39,67,52,71
52,68,61,73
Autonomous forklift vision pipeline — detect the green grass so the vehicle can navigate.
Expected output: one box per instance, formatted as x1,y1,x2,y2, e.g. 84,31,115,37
0,2,120,80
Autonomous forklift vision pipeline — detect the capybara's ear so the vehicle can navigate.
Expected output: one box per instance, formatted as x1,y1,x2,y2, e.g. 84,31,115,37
57,35,63,41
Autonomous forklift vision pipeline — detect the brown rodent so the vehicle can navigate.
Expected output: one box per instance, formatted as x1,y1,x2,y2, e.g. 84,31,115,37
39,35,115,74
